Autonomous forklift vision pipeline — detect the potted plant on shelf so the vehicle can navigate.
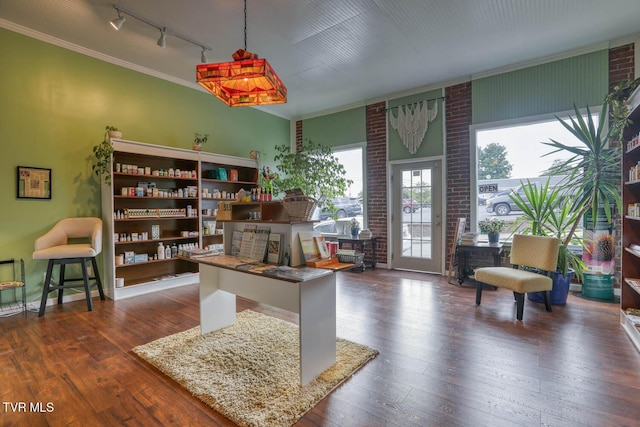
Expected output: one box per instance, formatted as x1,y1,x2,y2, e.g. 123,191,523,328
273,139,353,219
193,133,209,151
92,125,121,185
478,217,505,243
350,218,360,237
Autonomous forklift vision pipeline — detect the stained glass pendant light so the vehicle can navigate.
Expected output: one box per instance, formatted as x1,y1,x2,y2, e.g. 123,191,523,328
196,0,287,107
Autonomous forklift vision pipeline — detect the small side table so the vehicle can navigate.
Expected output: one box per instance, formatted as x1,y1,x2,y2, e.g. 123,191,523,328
337,237,378,271
0,258,27,315
456,242,503,286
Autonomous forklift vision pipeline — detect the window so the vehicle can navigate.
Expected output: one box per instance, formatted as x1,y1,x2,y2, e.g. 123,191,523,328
471,109,599,241
313,145,365,236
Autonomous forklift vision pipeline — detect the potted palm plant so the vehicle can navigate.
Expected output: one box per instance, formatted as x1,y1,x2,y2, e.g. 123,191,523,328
511,100,623,303
510,178,586,304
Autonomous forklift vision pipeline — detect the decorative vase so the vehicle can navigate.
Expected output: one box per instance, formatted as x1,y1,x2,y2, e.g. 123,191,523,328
192,143,202,151
528,269,573,305
488,231,500,243
351,227,360,237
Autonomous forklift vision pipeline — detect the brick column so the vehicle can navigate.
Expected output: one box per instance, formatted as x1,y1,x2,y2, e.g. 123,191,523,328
366,101,388,264
445,82,472,272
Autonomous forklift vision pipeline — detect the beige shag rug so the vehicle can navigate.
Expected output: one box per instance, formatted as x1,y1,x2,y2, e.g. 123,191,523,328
132,310,378,427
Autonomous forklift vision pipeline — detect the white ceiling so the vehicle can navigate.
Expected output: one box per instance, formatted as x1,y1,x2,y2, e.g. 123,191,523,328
1,0,640,120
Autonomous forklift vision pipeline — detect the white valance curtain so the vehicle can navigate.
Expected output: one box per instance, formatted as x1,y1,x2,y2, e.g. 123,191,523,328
389,100,438,154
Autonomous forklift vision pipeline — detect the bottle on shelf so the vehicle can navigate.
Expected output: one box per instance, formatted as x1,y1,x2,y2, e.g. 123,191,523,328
165,244,171,259
171,243,178,258
158,242,165,260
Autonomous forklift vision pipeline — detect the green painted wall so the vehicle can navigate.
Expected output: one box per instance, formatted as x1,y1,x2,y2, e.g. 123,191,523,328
0,28,289,301
388,88,444,160
301,107,366,147
472,50,609,124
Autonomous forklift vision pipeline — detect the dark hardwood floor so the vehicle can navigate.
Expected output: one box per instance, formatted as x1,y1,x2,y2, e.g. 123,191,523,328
2,269,640,426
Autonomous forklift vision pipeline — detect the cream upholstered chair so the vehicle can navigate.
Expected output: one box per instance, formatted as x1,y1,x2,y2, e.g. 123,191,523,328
33,217,105,317
474,234,560,321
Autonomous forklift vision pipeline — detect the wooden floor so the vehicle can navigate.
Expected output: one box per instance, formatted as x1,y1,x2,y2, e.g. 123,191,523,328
2,269,640,426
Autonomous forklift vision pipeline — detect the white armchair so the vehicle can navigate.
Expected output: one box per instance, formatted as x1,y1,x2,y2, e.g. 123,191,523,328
33,217,105,316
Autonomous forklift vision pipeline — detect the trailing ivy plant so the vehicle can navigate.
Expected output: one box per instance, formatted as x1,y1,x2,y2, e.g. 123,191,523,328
92,125,118,185
272,140,353,216
603,77,640,142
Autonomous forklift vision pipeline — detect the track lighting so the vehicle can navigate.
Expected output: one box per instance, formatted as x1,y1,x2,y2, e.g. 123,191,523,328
157,28,166,48
108,5,211,61
110,10,126,31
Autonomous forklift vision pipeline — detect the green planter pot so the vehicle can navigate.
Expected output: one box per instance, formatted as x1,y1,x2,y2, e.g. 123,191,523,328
582,273,614,300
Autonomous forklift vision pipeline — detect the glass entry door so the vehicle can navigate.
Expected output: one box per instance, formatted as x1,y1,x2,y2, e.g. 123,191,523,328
391,160,442,273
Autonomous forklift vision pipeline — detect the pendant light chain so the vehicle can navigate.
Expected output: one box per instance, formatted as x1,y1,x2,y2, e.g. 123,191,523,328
244,0,247,51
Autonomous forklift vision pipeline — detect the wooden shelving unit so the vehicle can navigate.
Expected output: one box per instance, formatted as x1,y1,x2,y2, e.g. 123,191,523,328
101,140,257,300
620,85,640,352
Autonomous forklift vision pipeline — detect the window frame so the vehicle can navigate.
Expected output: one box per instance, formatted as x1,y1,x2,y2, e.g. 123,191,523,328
469,107,601,240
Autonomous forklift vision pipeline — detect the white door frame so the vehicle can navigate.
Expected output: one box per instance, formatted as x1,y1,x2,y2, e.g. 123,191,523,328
388,156,446,273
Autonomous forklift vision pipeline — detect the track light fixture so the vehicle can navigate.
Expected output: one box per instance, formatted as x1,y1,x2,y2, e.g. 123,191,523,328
157,28,166,48
108,5,211,60
110,10,126,31
201,48,208,64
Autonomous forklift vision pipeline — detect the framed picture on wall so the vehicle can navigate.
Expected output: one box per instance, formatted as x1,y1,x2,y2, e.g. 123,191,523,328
17,166,51,199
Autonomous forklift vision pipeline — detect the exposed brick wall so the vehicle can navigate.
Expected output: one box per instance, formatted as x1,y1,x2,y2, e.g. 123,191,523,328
295,120,302,152
610,44,635,90
609,43,635,287
445,82,473,272
366,101,388,263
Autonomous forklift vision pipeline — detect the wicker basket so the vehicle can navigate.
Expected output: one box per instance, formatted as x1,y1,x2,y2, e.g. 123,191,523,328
282,195,317,221
337,252,364,264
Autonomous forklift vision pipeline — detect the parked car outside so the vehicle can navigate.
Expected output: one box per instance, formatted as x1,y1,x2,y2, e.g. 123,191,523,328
402,198,420,213
319,197,362,220
486,187,524,215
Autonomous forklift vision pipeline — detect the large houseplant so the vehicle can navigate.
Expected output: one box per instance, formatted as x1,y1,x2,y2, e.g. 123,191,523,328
510,178,586,304
542,103,622,240
272,140,353,217
512,100,623,303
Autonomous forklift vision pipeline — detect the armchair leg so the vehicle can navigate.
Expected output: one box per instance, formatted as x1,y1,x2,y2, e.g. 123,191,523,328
542,291,552,312
476,281,483,305
515,292,525,321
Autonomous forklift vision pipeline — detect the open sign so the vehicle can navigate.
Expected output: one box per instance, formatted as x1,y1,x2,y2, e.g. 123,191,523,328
478,184,498,193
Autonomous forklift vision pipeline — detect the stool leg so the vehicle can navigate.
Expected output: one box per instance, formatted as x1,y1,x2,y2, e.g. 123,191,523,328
82,258,93,312
515,292,525,321
91,257,105,300
476,281,483,305
57,263,66,304
38,260,55,317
